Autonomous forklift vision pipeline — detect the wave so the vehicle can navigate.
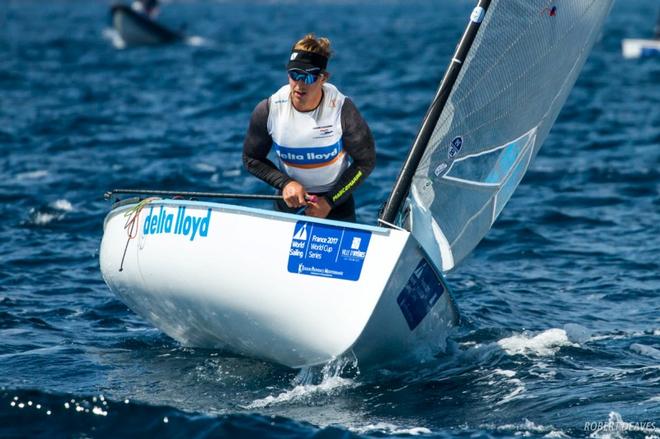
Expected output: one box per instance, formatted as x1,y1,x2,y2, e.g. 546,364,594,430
0,388,356,439
497,328,579,357
15,170,49,181
244,357,358,409
24,199,74,226
629,343,660,360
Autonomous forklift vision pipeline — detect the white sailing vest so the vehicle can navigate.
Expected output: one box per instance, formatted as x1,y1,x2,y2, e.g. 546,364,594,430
268,83,349,193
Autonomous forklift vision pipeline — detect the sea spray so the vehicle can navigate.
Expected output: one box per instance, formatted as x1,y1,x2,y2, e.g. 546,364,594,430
244,354,359,409
292,353,360,386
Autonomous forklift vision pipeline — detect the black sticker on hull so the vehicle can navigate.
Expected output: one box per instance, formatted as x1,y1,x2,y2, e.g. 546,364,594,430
397,260,445,331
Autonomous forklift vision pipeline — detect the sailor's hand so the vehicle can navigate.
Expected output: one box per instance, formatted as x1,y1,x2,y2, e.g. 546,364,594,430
282,181,308,208
305,196,332,219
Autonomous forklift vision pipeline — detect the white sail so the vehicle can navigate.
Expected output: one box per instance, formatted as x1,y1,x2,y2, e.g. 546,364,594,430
408,0,613,271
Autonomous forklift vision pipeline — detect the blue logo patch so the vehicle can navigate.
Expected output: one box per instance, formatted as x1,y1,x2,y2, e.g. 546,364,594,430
448,136,463,158
397,259,445,330
288,221,371,281
274,141,343,167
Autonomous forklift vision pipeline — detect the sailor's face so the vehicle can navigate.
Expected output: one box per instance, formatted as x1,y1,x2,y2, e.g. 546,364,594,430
288,71,326,111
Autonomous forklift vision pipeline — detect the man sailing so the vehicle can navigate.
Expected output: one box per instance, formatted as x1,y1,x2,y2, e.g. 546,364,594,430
243,34,376,222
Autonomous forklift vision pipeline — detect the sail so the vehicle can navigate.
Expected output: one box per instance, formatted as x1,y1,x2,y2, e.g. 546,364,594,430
408,0,613,272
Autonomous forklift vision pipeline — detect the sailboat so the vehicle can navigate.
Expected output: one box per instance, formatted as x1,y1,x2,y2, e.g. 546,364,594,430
110,4,182,47
622,11,660,59
100,0,613,369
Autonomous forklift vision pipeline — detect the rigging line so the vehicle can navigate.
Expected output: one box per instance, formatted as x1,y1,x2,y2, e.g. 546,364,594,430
119,197,159,272
105,189,282,201
377,218,406,231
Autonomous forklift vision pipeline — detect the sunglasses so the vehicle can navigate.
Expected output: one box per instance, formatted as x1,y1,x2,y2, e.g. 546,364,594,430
288,69,322,85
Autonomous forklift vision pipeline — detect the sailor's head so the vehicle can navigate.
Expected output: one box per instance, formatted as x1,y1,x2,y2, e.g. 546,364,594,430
287,34,331,109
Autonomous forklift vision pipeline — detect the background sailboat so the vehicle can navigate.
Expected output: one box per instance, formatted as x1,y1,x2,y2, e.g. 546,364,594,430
621,11,660,59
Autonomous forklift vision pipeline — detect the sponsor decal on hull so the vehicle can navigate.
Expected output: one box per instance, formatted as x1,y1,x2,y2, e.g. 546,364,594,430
288,221,371,281
142,206,212,241
397,259,445,330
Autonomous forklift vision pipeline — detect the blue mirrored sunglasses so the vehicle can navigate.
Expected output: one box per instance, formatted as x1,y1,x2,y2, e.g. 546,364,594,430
288,69,321,85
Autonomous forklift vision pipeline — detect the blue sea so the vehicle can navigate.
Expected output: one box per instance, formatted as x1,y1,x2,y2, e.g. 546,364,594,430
1,0,659,437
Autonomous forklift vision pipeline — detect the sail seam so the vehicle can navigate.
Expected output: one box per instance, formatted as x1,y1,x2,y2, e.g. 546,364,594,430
449,130,534,247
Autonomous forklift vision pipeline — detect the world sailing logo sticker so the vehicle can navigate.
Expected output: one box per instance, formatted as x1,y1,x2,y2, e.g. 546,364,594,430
448,136,463,159
292,223,308,241
288,221,371,281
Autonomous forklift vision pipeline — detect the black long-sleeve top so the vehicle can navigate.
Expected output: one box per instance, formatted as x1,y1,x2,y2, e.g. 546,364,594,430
242,97,376,207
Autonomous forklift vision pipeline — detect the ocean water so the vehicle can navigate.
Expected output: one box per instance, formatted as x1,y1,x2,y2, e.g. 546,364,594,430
1,0,659,437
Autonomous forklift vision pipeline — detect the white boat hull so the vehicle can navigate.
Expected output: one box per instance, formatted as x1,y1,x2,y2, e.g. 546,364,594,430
99,199,459,368
622,38,660,59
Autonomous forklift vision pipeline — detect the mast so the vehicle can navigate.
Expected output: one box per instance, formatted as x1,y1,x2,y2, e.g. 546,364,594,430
379,0,493,224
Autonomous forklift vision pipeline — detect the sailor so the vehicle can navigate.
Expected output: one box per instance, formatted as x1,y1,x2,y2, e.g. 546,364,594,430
131,0,159,18
243,34,376,222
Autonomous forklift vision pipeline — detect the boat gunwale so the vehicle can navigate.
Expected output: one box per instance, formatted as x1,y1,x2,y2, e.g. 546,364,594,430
103,198,397,236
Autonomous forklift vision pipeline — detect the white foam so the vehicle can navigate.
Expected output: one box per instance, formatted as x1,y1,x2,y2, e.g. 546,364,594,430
222,168,241,177
498,328,578,357
33,212,57,225
244,375,355,409
102,28,125,49
518,419,551,432
195,163,216,173
497,378,526,405
185,36,208,47
16,170,49,180
350,422,432,436
494,369,517,378
490,419,559,435
529,361,557,380
29,200,71,225
51,199,73,212
246,356,358,409
92,406,107,416
591,330,651,343
488,369,526,405
590,334,629,342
